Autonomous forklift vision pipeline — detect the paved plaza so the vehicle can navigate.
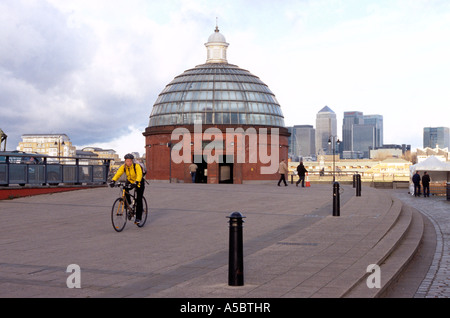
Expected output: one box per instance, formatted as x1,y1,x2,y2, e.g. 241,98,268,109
0,182,448,298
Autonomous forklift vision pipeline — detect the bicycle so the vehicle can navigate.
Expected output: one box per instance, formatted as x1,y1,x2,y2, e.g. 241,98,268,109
111,182,148,232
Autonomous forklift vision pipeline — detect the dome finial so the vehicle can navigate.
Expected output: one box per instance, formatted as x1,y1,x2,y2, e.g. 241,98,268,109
215,17,219,32
205,22,229,63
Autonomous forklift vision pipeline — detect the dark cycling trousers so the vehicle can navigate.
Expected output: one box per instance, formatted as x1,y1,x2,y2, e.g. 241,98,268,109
125,185,145,220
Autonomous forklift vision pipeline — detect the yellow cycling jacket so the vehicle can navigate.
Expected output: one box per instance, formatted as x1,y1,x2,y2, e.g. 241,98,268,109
112,163,143,186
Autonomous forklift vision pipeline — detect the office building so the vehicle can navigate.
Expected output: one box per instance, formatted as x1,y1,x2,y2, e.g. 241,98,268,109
342,111,363,152
315,106,337,155
352,124,375,158
363,114,383,148
423,127,450,149
288,125,315,160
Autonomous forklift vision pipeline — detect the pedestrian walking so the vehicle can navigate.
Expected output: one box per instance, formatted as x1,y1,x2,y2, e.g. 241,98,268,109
277,159,288,186
422,171,431,197
412,171,421,197
296,161,308,187
189,163,198,183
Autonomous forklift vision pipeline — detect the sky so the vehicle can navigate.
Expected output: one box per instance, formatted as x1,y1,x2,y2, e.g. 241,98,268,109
1,0,449,158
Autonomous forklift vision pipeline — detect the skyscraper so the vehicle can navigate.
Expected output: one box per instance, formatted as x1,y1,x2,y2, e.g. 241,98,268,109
352,124,375,158
315,106,337,155
363,114,383,148
288,125,315,160
342,111,363,152
342,112,383,158
423,127,450,148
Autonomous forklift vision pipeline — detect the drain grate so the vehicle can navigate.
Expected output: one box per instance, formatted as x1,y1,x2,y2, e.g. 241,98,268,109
277,242,318,246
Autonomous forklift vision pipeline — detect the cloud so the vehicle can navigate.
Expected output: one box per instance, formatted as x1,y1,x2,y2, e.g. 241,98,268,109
0,0,217,151
1,0,449,154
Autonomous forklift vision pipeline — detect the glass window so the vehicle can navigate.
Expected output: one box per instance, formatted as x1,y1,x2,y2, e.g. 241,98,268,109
235,91,245,100
206,113,213,124
183,113,192,124
183,102,192,112
198,91,208,100
222,112,230,124
214,113,223,124
230,102,238,111
192,113,204,123
198,102,207,112
239,113,247,124
231,113,238,124
191,102,199,112
247,114,255,125
246,92,255,101
185,91,194,100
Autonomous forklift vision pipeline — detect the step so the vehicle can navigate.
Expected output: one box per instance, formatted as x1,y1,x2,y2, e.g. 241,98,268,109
342,204,424,297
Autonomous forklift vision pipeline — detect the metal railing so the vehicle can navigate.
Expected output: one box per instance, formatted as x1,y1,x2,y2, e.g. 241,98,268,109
288,170,411,183
0,152,111,186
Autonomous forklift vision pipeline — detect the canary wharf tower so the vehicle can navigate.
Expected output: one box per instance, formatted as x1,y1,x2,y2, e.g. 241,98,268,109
143,26,289,184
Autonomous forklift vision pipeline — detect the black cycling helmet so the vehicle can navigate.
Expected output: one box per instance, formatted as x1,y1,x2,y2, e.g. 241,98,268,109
124,153,134,160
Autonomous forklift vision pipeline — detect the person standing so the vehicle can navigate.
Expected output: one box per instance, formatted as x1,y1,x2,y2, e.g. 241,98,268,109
412,171,421,197
296,161,308,187
422,171,431,197
277,159,288,186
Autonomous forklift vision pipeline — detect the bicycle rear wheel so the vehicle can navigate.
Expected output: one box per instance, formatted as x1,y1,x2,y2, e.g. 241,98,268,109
137,197,148,227
111,198,127,232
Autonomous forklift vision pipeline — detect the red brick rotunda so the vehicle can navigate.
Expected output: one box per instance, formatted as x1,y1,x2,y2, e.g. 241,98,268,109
143,26,290,184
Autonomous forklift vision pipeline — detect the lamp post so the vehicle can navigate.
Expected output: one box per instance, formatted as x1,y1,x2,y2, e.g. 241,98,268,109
328,136,340,182
54,137,65,163
167,142,173,183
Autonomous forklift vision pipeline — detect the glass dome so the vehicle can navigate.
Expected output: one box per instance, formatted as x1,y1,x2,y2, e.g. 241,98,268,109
148,27,285,128
148,63,285,127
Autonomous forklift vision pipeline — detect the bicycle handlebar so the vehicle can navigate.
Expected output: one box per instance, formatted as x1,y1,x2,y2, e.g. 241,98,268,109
110,182,136,189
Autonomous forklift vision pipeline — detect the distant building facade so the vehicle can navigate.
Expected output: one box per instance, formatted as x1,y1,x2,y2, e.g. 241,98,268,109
342,111,363,152
288,125,315,161
18,134,76,157
341,112,383,159
423,127,450,149
315,106,337,155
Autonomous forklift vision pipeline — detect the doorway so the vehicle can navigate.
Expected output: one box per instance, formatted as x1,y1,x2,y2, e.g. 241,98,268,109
193,155,207,183
219,155,233,184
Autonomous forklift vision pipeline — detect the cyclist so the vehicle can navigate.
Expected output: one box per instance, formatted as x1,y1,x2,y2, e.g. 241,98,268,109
109,153,145,225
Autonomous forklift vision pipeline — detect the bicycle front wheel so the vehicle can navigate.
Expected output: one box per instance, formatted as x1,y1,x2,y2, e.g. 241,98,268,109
111,198,127,232
137,197,148,227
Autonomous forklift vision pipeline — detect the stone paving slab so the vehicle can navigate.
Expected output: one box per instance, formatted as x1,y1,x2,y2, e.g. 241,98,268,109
0,183,429,298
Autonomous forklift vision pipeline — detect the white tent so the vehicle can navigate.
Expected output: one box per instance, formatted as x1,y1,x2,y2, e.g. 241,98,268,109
410,155,450,187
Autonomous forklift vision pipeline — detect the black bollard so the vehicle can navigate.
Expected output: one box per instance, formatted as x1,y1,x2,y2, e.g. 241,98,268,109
356,174,361,197
227,212,245,286
333,182,340,216
353,174,356,188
